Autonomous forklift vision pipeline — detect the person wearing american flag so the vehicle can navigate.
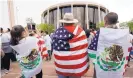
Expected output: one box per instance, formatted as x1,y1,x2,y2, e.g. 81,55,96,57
52,13,89,78
88,12,132,78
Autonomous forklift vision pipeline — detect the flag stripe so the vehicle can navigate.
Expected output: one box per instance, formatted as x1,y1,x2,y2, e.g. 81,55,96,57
53,49,87,56
75,26,83,36
70,43,88,51
37,40,44,46
54,56,88,65
54,52,87,60
55,59,88,69
77,31,85,38
70,39,88,48
69,35,86,43
42,47,47,52
55,63,88,73
56,67,88,76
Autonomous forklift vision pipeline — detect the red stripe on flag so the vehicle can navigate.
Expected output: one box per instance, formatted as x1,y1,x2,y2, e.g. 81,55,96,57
55,60,88,69
54,52,87,60
56,67,89,76
70,43,88,51
37,40,44,46
75,26,83,36
42,53,48,59
64,26,75,34
69,35,87,43
42,47,47,52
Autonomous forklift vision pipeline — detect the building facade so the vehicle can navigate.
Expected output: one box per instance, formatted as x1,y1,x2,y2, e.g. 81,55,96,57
41,1,109,29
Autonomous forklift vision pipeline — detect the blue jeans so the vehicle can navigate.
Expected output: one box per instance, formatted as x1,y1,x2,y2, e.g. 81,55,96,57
58,74,81,78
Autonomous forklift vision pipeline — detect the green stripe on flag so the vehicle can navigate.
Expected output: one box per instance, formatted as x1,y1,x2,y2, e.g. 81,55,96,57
88,53,96,59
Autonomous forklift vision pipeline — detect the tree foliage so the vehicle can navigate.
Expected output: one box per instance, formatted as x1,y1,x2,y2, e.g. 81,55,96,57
127,20,133,32
96,21,105,29
119,19,133,31
37,23,55,34
119,22,128,28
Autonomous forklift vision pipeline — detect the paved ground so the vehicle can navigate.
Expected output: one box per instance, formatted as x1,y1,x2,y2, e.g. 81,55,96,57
1,59,133,78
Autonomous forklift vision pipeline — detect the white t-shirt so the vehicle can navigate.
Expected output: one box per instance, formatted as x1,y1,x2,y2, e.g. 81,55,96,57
1,33,10,43
129,34,133,42
43,35,52,50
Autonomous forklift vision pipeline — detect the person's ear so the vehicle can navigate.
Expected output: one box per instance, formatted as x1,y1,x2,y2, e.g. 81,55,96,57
22,31,27,37
104,20,108,27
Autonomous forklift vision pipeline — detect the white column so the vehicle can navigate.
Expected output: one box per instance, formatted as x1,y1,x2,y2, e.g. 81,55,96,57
57,6,59,28
47,10,49,24
71,4,73,14
7,0,15,28
86,4,89,29
98,5,101,23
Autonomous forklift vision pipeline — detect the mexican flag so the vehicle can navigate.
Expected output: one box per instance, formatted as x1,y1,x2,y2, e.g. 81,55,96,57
88,28,131,78
11,37,47,78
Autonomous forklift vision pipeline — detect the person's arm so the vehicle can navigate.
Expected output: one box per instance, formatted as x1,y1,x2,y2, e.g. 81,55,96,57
0,49,5,58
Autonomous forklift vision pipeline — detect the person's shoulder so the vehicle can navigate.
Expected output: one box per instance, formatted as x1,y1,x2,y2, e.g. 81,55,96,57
2,33,7,36
130,34,133,37
129,34,133,39
26,36,38,41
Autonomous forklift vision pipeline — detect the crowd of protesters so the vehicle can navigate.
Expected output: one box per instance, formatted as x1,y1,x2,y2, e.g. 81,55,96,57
1,12,133,78
0,28,17,75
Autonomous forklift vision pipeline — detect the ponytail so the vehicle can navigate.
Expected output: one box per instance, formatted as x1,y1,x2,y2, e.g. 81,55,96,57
10,37,19,46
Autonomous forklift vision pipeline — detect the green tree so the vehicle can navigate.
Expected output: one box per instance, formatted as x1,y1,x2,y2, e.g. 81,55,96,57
127,19,133,32
37,23,55,34
119,19,133,31
96,21,105,29
119,22,128,28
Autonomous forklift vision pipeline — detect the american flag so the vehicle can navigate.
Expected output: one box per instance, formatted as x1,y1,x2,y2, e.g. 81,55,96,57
53,26,74,51
53,26,89,76
88,31,100,51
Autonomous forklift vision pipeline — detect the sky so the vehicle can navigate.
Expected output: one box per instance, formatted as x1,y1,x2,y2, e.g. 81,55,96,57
1,0,133,28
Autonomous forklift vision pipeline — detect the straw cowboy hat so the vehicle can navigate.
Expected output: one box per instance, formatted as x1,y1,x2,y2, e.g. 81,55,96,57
59,13,78,23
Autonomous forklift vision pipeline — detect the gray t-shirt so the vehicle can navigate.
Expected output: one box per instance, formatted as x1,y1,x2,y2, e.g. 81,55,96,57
1,33,12,53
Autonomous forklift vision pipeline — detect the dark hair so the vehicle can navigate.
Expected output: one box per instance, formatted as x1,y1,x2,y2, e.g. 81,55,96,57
92,28,95,31
10,25,25,46
29,33,34,36
105,12,118,25
7,28,10,32
85,29,90,38
0,28,3,33
130,32,133,35
33,31,36,34
45,31,48,34
40,30,44,33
